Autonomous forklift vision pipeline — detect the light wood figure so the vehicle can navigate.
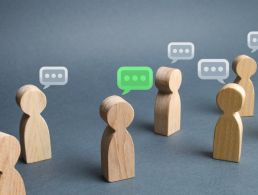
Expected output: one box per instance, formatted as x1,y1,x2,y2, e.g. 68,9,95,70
154,66,182,136
233,55,257,116
16,84,51,164
213,83,245,163
0,132,26,195
100,95,135,182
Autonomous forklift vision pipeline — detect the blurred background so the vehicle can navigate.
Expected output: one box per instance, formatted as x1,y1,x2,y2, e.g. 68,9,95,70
0,0,258,194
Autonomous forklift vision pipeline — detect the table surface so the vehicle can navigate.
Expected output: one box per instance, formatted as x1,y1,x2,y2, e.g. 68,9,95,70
1,0,258,194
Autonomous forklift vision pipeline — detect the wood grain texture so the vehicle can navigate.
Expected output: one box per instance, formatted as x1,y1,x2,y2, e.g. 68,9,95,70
213,83,246,163
16,85,51,164
0,132,26,195
233,55,257,116
154,66,182,136
100,95,135,182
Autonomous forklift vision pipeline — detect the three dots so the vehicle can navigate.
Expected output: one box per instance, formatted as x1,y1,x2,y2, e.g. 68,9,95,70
172,48,190,54
44,73,63,79
203,66,224,72
124,75,147,82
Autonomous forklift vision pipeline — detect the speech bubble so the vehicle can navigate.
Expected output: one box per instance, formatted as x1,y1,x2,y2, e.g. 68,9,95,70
248,31,258,53
198,59,229,84
39,66,68,89
117,66,153,95
168,42,195,63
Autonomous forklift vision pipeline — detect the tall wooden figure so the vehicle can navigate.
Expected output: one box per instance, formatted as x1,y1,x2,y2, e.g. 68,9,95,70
0,132,26,195
154,66,182,136
100,95,135,182
233,55,257,116
213,83,245,162
16,84,52,163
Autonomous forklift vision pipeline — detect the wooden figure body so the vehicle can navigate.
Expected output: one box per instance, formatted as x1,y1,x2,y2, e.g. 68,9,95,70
100,95,135,182
16,85,51,163
0,132,26,195
213,83,245,162
154,66,182,136
233,55,257,116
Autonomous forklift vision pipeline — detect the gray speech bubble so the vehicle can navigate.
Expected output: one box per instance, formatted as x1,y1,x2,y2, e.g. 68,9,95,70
39,66,68,89
168,42,195,63
248,31,258,53
198,59,229,84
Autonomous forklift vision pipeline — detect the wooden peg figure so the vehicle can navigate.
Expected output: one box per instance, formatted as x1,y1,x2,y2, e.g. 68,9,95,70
16,84,51,163
213,83,245,162
233,55,257,116
100,95,135,182
154,66,182,136
0,132,26,195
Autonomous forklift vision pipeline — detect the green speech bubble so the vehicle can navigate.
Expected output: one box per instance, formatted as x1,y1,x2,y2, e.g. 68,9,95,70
117,66,153,95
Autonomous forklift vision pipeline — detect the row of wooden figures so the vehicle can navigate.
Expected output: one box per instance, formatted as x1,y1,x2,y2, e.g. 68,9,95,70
101,54,257,182
0,55,256,194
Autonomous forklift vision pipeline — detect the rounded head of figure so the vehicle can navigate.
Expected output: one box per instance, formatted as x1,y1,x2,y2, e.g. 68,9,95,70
155,67,182,93
16,85,47,115
216,83,246,114
0,132,21,170
233,55,257,79
100,95,134,130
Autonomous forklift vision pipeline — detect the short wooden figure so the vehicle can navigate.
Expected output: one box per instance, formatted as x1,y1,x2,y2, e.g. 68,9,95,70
16,84,52,163
213,83,245,162
154,66,182,136
0,132,26,195
100,95,135,182
233,55,257,116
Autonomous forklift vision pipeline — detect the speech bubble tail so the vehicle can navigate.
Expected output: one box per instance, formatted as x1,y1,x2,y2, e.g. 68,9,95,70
171,60,178,64
217,79,225,84
122,90,130,95
43,85,50,90
251,48,258,53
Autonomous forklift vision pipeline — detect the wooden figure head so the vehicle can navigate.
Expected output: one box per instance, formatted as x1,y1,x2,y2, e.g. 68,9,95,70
216,83,245,114
0,132,21,172
16,84,47,115
100,95,134,130
233,55,257,79
155,67,182,93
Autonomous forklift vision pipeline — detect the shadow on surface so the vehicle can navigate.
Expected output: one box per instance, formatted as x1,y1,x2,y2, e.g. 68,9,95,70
61,156,104,182
244,122,258,139
84,162,104,182
194,102,220,115
187,95,220,116
197,151,213,159
133,120,154,133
